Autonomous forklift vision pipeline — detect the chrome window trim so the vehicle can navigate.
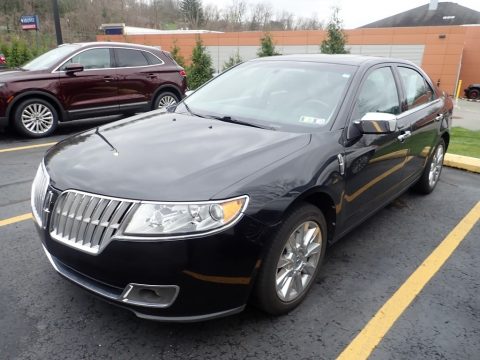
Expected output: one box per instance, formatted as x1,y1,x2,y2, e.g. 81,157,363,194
396,98,441,120
52,46,165,73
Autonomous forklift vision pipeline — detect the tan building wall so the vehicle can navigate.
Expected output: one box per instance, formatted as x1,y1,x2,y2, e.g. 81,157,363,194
98,25,480,96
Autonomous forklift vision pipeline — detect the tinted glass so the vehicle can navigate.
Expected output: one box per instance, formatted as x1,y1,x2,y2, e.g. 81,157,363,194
116,49,149,67
182,61,356,131
398,67,434,109
353,67,400,120
60,48,111,70
143,51,163,65
23,44,81,70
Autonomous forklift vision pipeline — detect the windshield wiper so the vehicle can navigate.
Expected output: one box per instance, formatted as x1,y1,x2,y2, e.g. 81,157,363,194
179,101,206,119
204,114,275,130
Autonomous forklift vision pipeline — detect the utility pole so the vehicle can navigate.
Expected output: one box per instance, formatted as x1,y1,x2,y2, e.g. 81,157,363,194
52,0,63,45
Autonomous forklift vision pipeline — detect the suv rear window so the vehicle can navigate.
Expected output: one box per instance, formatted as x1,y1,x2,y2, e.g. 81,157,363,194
115,49,149,67
143,51,163,65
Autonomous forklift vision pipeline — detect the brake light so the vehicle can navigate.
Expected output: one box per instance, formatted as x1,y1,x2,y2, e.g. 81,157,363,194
0,56,5,63
179,69,186,77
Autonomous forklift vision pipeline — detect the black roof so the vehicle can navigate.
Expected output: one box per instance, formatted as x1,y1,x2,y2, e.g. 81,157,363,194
361,2,480,28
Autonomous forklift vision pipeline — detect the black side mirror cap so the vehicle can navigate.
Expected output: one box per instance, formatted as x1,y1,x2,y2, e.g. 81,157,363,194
65,63,84,74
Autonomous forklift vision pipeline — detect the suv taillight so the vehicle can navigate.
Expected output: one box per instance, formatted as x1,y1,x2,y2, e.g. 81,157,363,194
179,70,186,77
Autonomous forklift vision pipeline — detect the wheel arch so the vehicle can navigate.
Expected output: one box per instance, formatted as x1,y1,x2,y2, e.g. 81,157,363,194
441,131,450,151
7,91,66,124
284,189,337,243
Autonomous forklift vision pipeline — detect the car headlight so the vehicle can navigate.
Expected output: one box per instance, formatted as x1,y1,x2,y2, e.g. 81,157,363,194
123,196,249,236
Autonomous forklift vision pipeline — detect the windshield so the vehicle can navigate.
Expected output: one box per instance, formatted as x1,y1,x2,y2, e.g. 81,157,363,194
23,44,81,71
181,60,356,131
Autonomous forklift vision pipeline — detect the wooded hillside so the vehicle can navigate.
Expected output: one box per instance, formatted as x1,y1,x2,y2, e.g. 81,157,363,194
1,0,324,44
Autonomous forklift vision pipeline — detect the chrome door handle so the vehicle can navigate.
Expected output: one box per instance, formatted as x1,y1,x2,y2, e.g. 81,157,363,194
397,130,411,142
435,114,444,122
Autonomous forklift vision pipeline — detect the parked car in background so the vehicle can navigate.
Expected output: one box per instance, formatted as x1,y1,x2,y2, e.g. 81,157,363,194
0,42,187,137
464,84,480,100
0,53,6,68
32,55,452,321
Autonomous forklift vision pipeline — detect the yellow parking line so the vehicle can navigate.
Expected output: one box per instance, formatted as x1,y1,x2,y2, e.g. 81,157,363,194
0,213,32,227
0,142,57,153
336,201,480,360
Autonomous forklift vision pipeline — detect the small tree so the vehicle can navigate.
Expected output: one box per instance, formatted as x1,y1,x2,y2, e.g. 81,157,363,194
257,33,280,57
320,7,349,54
187,37,214,89
222,50,242,71
170,40,186,68
8,40,20,68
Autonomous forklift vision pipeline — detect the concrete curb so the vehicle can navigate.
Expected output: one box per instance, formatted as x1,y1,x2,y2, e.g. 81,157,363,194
444,153,480,173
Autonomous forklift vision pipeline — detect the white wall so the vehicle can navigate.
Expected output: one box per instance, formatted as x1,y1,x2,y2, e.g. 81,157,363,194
206,44,425,72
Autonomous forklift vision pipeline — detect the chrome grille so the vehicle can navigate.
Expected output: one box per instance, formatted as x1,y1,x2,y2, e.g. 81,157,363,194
50,190,136,255
31,162,50,228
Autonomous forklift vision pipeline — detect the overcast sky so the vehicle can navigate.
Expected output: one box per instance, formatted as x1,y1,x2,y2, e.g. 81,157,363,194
202,0,480,28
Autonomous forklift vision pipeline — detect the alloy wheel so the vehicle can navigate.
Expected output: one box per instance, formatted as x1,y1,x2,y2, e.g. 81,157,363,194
428,144,444,188
276,221,322,302
157,95,177,109
21,103,54,134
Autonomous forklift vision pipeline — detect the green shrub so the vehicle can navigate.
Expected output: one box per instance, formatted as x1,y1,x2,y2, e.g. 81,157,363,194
187,37,214,89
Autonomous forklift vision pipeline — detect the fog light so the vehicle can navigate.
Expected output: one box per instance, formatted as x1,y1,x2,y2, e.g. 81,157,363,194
120,283,179,308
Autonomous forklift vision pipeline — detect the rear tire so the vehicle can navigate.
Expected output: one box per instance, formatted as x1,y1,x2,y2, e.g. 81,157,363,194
412,139,445,194
153,91,179,110
13,98,58,138
252,203,327,315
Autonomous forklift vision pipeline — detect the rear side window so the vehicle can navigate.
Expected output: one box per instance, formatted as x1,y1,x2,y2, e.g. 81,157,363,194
143,51,163,65
115,49,149,67
60,48,111,70
352,67,400,120
398,67,435,109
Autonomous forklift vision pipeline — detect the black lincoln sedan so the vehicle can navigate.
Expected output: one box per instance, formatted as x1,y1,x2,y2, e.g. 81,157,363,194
32,55,452,321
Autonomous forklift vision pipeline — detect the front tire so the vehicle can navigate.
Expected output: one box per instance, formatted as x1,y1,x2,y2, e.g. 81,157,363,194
413,139,445,194
252,203,327,315
13,98,58,138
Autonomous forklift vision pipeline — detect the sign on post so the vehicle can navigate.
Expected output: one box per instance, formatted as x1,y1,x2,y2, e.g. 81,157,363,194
20,15,40,31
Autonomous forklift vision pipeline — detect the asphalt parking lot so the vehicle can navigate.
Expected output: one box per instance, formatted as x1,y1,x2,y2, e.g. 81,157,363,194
1,118,479,360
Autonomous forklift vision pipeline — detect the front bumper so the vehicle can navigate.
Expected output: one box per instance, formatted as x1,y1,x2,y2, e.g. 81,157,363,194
36,197,272,321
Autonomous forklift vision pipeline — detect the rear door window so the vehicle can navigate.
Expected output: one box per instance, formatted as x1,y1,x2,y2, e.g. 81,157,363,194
398,67,435,109
115,49,149,67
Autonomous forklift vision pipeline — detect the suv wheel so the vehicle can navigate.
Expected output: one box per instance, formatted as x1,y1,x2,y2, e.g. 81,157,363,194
468,88,480,100
14,98,58,138
153,91,179,110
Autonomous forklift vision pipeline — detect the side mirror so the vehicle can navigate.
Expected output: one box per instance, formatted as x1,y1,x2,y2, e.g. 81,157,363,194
65,63,84,74
355,112,397,134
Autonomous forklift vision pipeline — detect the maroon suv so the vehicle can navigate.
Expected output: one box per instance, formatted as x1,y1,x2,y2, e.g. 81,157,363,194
0,42,187,137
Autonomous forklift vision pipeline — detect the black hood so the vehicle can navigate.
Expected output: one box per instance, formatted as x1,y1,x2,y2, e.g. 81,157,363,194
45,112,310,201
